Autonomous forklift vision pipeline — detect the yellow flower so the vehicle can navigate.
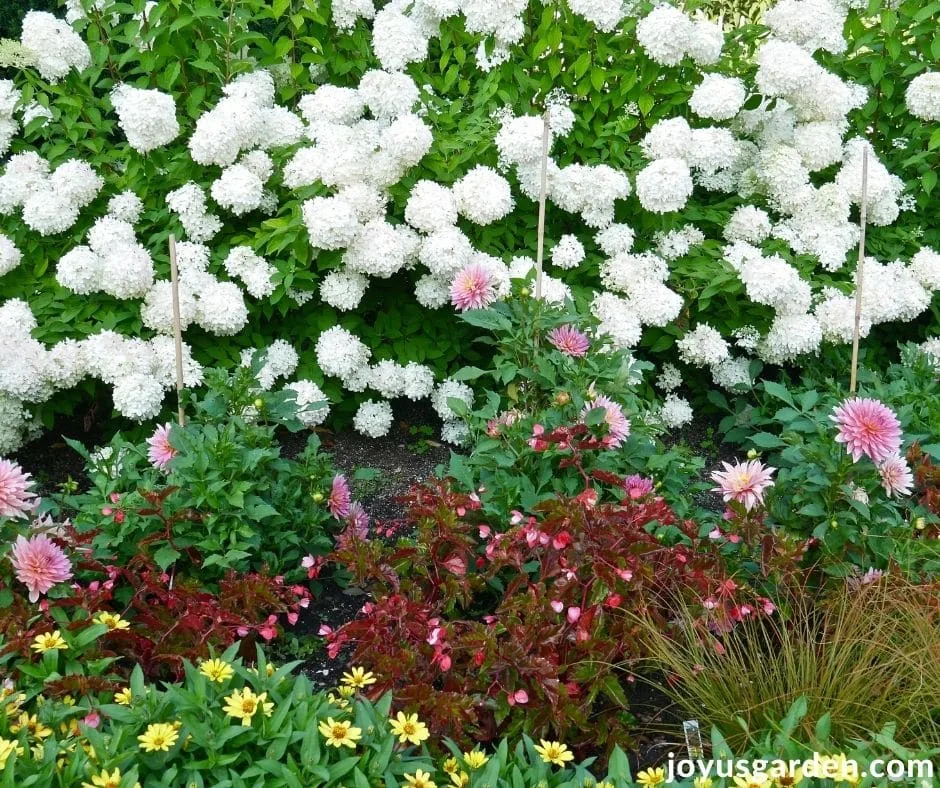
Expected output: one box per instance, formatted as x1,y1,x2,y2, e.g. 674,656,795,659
637,767,667,787
389,711,430,746
10,712,53,740
114,687,133,706
62,695,76,707
199,658,235,683
31,630,68,653
442,757,459,774
340,666,377,689
597,783,615,788
82,768,125,788
773,765,804,786
404,769,437,788
831,754,860,785
734,773,771,788
318,717,362,748
450,772,469,787
337,684,356,699
94,612,130,631
534,740,574,767
223,687,272,726
463,750,488,769
0,738,24,767
137,722,180,752
694,778,714,788
327,692,349,709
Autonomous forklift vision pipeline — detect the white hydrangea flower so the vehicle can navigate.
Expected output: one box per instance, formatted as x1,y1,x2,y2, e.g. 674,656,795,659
223,247,276,299
591,291,642,349
111,85,179,153
677,324,729,367
371,8,429,72
432,378,473,421
107,191,144,224
659,393,693,429
316,326,371,381
595,224,635,256
690,74,747,121
636,6,694,66
353,399,394,438
0,234,22,277
635,158,694,213
320,269,369,311
907,247,940,291
302,195,361,251
551,234,585,270
344,219,419,278
211,163,265,215
285,379,330,426
723,205,772,244
404,180,458,232
414,273,451,308
905,72,940,122
441,419,470,445
452,165,514,225
20,11,91,83
195,281,249,335
111,373,164,420
764,0,848,55
711,357,753,390
655,363,682,392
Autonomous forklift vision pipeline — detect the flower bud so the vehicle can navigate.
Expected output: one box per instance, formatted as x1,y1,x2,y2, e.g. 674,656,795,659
312,492,324,503
554,391,571,406
914,517,925,530
253,398,264,409
746,448,758,459
519,287,530,297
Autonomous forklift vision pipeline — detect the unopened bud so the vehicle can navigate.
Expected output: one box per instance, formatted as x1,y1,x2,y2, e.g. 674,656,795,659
554,391,571,406
519,287,530,297
746,448,758,460
312,492,324,503
253,398,264,409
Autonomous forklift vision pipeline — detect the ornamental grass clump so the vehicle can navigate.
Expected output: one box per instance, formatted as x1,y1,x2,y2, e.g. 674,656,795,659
634,575,940,750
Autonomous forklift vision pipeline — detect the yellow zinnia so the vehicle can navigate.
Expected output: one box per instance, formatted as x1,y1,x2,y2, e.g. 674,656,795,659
82,768,125,788
442,757,459,774
694,778,714,788
223,687,273,725
734,772,771,788
463,750,488,769
31,630,68,653
450,772,469,787
327,692,349,709
404,769,437,788
340,666,377,689
389,711,430,746
199,658,235,683
318,717,362,748
94,612,130,631
0,738,24,767
114,687,133,706
534,740,574,767
637,767,667,787
10,712,53,740
137,722,180,752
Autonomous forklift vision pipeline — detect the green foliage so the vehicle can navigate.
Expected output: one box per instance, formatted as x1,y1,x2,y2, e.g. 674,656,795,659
61,358,342,582
711,344,940,573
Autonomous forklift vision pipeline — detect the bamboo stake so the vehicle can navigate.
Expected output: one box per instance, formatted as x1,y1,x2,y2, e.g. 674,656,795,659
168,234,186,426
849,145,869,396
534,110,551,301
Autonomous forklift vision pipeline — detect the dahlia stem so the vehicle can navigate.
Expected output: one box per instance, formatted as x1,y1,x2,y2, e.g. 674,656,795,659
849,145,868,396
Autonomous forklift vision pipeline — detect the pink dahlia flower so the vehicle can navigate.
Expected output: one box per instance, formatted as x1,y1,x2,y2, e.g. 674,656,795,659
581,395,631,448
877,453,913,498
548,325,590,357
146,423,178,471
831,398,901,464
711,459,776,511
346,501,370,538
624,474,654,499
9,534,73,602
450,263,496,311
0,459,38,519
328,474,351,519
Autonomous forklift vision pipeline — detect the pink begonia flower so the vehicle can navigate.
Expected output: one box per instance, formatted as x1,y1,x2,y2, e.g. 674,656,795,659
0,459,38,518
831,397,902,463
507,689,528,705
550,600,564,613
9,534,73,602
710,459,776,511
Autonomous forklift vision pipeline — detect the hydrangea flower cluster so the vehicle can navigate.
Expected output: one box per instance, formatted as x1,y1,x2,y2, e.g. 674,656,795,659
19,11,91,82
0,152,102,235
111,85,180,153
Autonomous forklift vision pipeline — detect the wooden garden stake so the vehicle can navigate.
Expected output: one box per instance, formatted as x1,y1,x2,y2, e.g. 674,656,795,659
849,145,869,396
168,234,186,427
534,110,551,301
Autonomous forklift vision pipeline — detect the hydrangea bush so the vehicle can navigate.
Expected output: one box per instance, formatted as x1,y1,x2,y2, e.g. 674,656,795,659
0,0,937,451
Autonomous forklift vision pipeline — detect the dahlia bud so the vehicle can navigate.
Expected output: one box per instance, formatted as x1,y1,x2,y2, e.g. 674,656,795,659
914,517,925,530
519,287,530,297
747,448,758,459
312,491,324,503
554,391,571,406
253,398,264,409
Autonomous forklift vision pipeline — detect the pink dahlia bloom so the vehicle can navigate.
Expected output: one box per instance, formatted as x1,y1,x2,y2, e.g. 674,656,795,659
548,325,590,357
0,459,38,519
877,453,913,497
9,534,73,602
146,423,178,471
346,501,370,538
831,398,901,463
711,459,776,511
624,474,654,499
328,474,351,519
581,395,631,448
450,263,496,311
